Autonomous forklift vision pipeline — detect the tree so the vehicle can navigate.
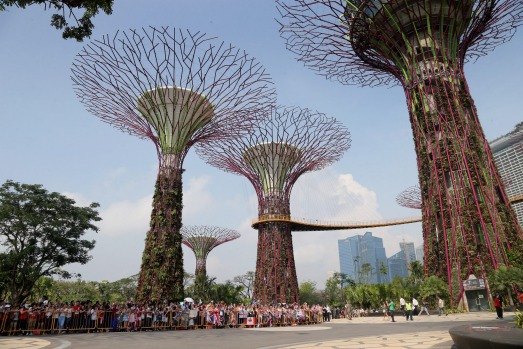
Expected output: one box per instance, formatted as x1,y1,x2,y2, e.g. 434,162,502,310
323,276,342,305
187,274,216,302
419,276,449,308
232,271,255,301
0,0,113,41
52,278,100,303
299,280,324,305
332,272,355,304
409,261,424,285
488,265,523,306
360,263,373,284
209,281,243,305
0,180,100,305
102,274,138,303
389,276,410,300
378,261,388,283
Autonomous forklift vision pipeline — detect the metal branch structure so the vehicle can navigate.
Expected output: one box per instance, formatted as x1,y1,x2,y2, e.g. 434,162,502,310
397,185,422,210
181,225,241,277
197,106,350,304
71,26,275,303
278,0,523,306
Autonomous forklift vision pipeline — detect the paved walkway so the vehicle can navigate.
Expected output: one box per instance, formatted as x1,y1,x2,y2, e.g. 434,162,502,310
0,338,51,349
266,312,514,349
0,311,514,349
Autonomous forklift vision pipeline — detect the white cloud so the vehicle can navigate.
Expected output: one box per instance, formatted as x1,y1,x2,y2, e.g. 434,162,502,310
62,192,93,208
98,195,152,236
291,170,380,222
183,175,214,218
67,169,422,289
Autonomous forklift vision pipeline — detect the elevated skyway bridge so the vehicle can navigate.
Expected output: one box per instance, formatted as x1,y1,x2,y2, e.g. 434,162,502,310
251,196,523,231
252,215,422,231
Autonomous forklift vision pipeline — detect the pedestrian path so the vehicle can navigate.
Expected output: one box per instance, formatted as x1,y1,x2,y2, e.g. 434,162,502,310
271,330,451,348
0,338,50,349
270,311,514,349
0,311,513,349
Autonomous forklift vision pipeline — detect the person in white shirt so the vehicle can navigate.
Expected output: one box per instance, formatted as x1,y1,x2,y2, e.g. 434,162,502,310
412,298,419,315
438,297,447,316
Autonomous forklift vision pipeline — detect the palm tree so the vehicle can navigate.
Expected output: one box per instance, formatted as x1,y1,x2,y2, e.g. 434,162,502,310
360,263,373,284
378,261,389,283
210,281,243,304
488,266,523,306
409,261,424,285
333,272,356,304
191,274,217,302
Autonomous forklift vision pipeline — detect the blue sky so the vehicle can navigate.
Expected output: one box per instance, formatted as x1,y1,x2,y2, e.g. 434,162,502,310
1,0,522,288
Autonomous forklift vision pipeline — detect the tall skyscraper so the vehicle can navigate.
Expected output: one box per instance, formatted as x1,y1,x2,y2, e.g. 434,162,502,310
388,252,409,280
388,241,417,280
415,245,424,263
338,232,388,284
491,123,523,227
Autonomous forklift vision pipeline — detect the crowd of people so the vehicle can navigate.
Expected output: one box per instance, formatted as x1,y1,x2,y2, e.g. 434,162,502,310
1,292,518,336
0,299,331,336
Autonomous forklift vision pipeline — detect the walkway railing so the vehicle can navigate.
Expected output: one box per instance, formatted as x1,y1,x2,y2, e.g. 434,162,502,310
251,215,422,231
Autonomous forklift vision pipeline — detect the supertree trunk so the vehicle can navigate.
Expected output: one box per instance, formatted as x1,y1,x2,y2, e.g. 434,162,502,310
197,106,350,305
136,169,184,302
195,257,207,277
253,194,299,304
181,225,241,280
72,26,276,304
277,0,523,307
406,71,521,304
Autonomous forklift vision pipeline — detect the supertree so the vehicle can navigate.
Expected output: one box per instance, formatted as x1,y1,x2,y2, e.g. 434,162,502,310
181,225,241,278
396,185,422,210
197,106,350,304
278,0,523,305
71,26,275,302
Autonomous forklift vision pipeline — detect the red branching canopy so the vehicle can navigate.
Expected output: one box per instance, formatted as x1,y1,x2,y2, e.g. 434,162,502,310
70,26,275,303
71,26,276,168
196,105,350,304
196,105,351,203
181,225,241,256
277,0,523,87
277,1,523,306
396,185,422,210
181,225,240,277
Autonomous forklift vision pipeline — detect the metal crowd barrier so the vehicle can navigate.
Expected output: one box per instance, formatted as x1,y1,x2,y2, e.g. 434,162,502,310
0,308,324,336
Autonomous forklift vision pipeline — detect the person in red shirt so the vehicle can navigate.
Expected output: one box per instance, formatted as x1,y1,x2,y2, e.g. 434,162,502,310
18,307,28,335
493,294,504,319
72,302,81,330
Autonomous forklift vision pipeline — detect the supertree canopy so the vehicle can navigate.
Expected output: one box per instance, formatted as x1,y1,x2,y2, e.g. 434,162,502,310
197,106,350,304
278,0,523,306
396,185,422,210
71,26,275,302
181,225,241,277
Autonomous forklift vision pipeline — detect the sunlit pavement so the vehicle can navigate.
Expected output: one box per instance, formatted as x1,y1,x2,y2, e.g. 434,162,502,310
265,312,515,349
0,311,515,349
0,338,51,349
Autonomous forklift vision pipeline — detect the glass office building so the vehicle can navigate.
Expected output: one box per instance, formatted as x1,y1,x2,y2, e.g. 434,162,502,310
338,232,388,284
